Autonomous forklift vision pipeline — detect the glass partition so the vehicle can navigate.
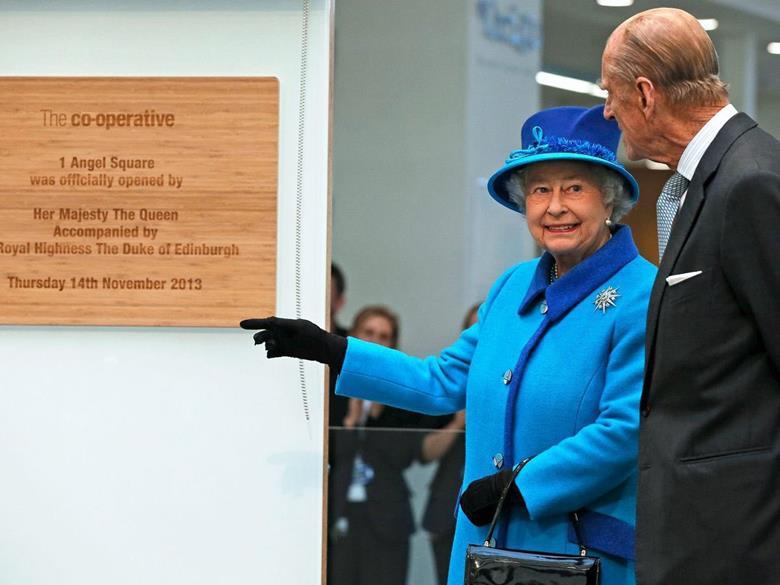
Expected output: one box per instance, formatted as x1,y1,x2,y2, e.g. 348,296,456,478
328,422,465,585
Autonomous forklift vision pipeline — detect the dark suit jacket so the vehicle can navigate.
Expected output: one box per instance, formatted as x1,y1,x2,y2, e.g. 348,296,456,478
419,414,464,535
637,113,780,585
329,406,423,542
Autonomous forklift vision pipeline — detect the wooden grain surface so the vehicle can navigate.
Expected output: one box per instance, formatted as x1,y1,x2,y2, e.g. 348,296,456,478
0,77,278,327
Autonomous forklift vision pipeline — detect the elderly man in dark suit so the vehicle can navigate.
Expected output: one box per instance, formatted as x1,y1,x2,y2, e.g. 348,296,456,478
600,7,780,585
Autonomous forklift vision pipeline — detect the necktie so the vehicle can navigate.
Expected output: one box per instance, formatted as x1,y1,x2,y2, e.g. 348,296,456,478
656,172,690,260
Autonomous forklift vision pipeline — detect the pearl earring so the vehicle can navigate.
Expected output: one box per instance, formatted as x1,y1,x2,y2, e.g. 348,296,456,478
605,218,613,227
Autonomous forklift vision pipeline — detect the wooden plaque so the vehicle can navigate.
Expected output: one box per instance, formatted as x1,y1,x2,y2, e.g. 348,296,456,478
0,77,278,327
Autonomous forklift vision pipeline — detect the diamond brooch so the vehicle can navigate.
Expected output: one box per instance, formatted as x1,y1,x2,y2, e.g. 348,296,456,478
594,286,620,313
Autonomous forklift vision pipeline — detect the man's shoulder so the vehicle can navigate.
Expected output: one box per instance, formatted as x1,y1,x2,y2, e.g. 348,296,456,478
698,124,779,209
719,123,780,174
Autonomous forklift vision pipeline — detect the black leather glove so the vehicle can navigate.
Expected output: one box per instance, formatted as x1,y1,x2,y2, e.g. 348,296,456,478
459,468,524,526
239,317,347,371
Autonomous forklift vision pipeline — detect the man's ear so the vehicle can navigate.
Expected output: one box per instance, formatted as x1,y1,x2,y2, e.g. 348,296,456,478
635,76,656,118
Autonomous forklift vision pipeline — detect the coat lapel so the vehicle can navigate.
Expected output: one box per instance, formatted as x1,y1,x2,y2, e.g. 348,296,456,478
642,113,758,403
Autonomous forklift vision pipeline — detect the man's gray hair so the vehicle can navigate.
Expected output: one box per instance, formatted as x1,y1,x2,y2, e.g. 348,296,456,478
606,8,728,108
504,164,635,221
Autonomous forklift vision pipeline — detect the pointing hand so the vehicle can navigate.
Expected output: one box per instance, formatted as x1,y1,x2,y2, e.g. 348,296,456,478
239,317,347,370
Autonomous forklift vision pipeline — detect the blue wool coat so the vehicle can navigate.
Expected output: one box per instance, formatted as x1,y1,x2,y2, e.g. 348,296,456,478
336,226,656,585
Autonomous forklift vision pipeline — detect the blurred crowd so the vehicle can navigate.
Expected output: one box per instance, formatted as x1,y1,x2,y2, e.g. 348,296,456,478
327,263,475,585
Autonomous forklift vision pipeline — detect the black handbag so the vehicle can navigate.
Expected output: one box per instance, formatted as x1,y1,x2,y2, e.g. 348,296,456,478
464,458,601,585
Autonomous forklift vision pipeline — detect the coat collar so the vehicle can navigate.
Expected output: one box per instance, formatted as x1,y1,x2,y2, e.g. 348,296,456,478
519,224,638,322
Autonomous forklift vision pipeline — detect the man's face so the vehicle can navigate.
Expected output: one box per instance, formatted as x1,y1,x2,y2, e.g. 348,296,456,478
601,40,654,161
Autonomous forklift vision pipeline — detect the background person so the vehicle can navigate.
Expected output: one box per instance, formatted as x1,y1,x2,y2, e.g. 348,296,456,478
327,305,422,585
329,262,349,426
418,303,478,585
242,105,657,585
325,262,351,584
600,8,780,584
330,262,348,337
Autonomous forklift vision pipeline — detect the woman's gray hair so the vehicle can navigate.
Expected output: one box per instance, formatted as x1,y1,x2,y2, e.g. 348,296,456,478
504,163,635,221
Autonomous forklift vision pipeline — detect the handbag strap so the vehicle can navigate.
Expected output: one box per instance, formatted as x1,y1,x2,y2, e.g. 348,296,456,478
482,457,531,547
482,457,589,556
569,511,589,557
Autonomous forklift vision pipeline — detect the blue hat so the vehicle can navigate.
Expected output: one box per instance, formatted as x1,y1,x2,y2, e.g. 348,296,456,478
487,105,639,213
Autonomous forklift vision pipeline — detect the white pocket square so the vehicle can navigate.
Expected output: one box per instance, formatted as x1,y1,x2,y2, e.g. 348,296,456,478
666,271,703,286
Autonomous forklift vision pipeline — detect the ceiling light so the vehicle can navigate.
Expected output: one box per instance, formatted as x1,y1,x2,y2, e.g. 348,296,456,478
698,19,719,31
596,0,634,6
768,42,780,55
535,71,607,99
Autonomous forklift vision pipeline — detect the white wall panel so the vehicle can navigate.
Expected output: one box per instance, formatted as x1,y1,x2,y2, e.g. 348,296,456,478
0,2,331,584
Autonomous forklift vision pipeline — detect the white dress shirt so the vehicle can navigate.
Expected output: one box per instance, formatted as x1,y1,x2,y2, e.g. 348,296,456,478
676,103,738,208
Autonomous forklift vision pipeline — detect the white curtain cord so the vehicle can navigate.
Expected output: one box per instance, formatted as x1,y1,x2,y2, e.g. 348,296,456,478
295,0,311,423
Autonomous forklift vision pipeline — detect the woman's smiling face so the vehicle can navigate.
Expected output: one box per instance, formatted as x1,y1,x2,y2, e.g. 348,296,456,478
353,315,395,348
523,160,613,275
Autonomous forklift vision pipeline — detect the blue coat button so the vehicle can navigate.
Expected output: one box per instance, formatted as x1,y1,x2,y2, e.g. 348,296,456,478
540,300,548,314
493,453,504,469
502,369,512,385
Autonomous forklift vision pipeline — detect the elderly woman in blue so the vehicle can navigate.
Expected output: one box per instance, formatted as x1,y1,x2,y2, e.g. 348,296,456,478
241,105,656,585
